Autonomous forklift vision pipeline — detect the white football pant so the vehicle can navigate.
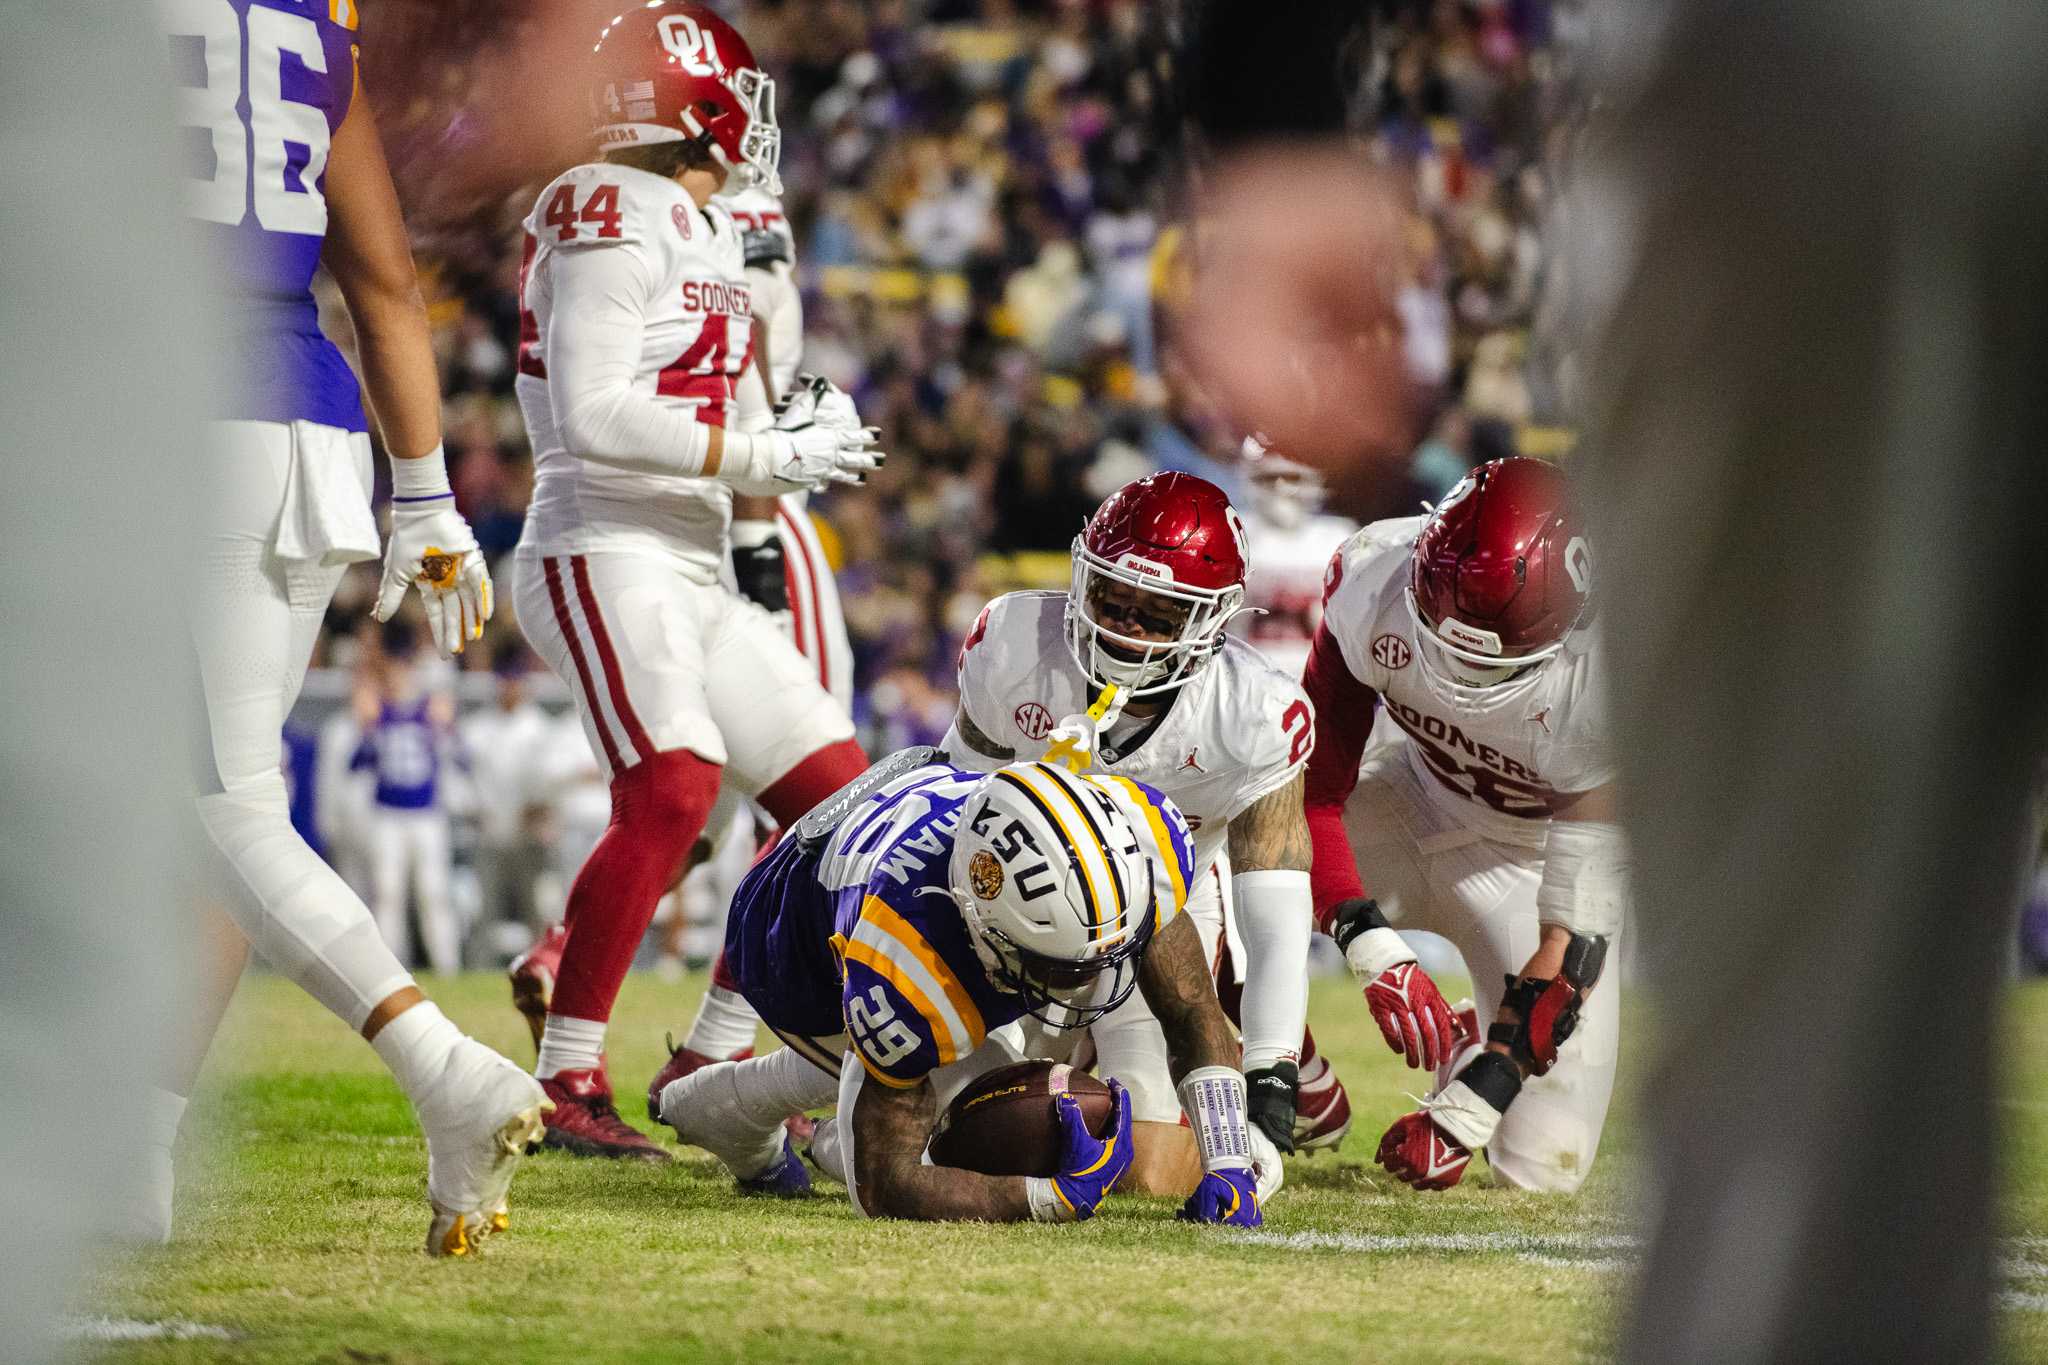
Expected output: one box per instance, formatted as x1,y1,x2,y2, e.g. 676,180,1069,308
1342,741,1622,1194
366,807,457,976
191,420,415,1030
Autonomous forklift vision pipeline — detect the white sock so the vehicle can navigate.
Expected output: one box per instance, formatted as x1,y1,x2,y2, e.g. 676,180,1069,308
145,1086,189,1152
683,985,760,1059
536,1013,607,1080
368,1000,465,1111
729,1047,839,1127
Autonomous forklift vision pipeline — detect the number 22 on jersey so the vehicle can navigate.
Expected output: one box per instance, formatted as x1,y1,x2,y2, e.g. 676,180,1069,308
167,0,343,234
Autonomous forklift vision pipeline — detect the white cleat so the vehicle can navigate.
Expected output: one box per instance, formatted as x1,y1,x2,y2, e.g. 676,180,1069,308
108,1143,177,1245
418,1040,551,1258
657,1060,784,1181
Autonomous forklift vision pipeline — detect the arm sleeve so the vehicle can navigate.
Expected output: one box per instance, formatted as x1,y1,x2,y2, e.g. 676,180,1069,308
545,243,727,478
1231,868,1313,1072
748,260,804,400
1300,623,1378,927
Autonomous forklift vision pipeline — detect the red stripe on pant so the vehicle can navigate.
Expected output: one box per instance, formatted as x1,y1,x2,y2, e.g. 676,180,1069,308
569,555,656,763
777,504,831,694
543,556,622,773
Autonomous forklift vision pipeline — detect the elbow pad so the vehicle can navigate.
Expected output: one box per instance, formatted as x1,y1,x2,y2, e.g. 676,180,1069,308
1536,819,1628,937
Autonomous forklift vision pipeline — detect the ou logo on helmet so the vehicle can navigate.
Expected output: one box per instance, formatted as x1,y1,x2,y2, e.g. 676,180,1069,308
1563,535,1592,595
658,14,726,75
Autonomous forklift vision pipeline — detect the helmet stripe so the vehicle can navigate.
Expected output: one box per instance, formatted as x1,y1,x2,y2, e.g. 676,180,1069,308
994,769,1111,943
1028,764,1129,911
1015,763,1127,935
1096,775,1187,924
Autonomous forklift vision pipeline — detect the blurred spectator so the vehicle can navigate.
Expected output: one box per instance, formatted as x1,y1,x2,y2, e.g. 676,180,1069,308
458,645,554,963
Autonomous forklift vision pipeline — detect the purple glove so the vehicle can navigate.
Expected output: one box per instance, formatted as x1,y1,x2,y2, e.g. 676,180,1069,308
1179,1166,1262,1227
1049,1079,1133,1221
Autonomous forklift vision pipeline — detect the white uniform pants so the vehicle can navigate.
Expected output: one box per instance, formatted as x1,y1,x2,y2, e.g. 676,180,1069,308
512,547,852,787
1342,742,1621,1193
367,807,456,975
191,421,414,1030
776,497,854,711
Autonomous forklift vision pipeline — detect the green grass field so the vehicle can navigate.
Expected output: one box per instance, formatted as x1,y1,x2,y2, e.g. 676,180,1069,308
79,973,2048,1364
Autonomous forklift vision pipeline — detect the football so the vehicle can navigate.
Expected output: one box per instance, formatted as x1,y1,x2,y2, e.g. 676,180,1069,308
927,1061,1115,1177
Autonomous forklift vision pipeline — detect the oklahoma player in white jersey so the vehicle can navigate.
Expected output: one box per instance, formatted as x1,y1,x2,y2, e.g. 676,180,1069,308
1234,437,1358,681
506,3,878,1161
1305,457,1627,1194
944,473,1456,1190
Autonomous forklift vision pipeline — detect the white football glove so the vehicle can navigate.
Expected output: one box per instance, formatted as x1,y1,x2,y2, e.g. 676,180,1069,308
754,423,884,493
374,448,492,656
779,372,862,432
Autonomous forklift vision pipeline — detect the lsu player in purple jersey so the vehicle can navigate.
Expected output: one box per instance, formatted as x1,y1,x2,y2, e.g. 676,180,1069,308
657,753,1265,1226
159,0,546,1254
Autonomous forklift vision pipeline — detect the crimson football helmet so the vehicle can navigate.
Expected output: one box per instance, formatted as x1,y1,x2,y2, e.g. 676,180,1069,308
1067,473,1249,698
591,3,781,194
1409,457,1589,687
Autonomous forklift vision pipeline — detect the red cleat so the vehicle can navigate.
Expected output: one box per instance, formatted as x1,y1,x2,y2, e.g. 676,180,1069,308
646,1035,753,1123
536,1067,671,1162
509,924,569,1054
1292,1050,1354,1155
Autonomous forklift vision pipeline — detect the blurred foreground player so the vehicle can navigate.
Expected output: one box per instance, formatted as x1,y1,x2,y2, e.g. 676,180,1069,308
164,0,547,1254
1305,458,1625,1193
944,473,1455,1188
507,3,876,1159
660,755,1265,1225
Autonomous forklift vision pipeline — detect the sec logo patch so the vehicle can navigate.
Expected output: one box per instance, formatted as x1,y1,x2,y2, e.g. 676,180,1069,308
1372,633,1412,670
1014,702,1053,740
671,204,692,240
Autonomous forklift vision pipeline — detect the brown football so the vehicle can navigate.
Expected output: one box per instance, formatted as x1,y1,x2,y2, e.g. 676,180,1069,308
927,1061,1115,1177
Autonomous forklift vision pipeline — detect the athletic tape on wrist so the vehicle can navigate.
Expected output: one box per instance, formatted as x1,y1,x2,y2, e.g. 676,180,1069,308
730,518,779,549
1025,1175,1075,1223
1344,925,1417,980
1424,1050,1522,1150
389,443,453,502
1176,1065,1253,1173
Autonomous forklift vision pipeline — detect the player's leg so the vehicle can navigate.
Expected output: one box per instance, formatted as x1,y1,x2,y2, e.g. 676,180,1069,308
1430,844,1616,1193
193,421,545,1253
652,783,760,1103
653,595,865,1105
657,1032,836,1194
366,809,415,967
413,812,459,976
509,549,723,1159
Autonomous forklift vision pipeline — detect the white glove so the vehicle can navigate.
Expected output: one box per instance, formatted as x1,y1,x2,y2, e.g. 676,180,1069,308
374,446,492,656
780,372,862,432
1248,1124,1287,1205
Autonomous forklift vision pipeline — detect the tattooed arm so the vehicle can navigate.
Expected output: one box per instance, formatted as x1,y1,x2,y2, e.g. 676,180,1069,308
1136,912,1241,1082
850,1071,1035,1222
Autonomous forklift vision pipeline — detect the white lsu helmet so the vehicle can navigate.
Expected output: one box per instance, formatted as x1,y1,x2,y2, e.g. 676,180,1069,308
947,762,1191,1027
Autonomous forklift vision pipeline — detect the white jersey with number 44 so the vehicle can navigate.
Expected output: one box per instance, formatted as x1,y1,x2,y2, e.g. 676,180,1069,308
516,163,755,580
1321,515,1614,848
954,590,1313,878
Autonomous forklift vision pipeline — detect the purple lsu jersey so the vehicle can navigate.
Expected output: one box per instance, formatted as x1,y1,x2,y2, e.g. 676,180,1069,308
166,0,367,431
724,762,1195,1089
350,696,444,810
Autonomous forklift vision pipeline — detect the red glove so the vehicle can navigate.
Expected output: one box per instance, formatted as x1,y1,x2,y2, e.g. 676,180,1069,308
1375,1110,1472,1191
1331,898,1459,1070
1362,962,1459,1071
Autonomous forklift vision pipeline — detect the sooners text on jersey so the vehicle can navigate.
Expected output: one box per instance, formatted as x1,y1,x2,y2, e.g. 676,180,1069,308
515,163,754,574
1321,516,1613,845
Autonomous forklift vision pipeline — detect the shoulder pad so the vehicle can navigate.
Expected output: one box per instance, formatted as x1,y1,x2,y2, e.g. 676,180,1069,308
527,164,676,252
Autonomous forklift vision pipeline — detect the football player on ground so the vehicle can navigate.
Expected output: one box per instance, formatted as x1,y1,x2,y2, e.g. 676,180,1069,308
658,754,1264,1225
1304,457,1626,1194
162,0,547,1254
504,2,879,1161
941,472,1458,1190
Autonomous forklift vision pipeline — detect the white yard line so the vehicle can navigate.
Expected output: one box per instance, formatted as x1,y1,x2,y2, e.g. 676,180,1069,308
60,1316,239,1342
